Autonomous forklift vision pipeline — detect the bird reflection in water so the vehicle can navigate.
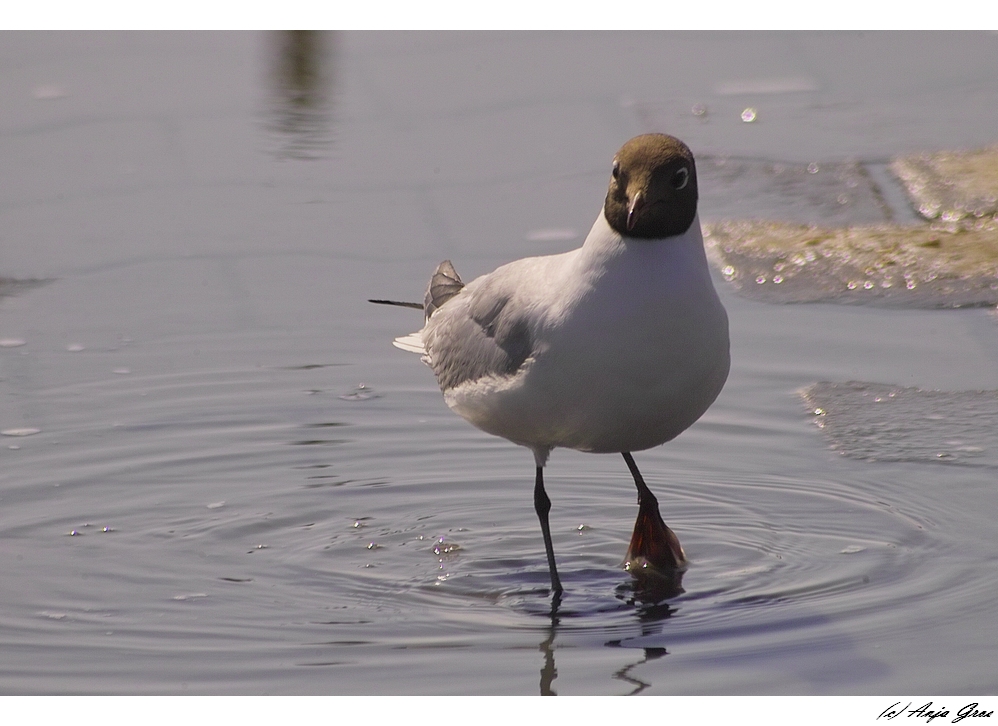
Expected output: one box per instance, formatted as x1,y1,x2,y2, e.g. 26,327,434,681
266,30,335,159
607,645,669,696
538,594,560,696
537,570,682,695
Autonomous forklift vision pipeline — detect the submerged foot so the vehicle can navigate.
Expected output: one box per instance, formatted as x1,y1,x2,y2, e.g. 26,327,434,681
622,494,687,575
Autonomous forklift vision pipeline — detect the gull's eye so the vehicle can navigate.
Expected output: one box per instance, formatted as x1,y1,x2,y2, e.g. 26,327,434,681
672,167,689,190
611,160,620,179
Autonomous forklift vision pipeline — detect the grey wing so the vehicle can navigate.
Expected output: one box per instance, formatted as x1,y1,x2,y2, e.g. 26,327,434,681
424,276,535,392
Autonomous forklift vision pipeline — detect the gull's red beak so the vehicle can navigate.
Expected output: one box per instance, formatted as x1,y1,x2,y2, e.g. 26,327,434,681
626,191,645,232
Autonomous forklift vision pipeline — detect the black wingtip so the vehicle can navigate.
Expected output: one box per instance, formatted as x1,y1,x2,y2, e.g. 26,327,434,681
368,299,424,310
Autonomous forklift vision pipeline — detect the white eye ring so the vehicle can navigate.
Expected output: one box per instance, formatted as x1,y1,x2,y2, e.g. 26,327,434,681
672,167,689,190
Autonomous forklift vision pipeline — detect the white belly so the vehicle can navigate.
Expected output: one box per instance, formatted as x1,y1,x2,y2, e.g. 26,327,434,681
445,216,730,455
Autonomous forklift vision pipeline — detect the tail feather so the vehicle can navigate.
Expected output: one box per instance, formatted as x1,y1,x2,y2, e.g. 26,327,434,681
392,332,425,355
374,260,464,360
424,260,464,318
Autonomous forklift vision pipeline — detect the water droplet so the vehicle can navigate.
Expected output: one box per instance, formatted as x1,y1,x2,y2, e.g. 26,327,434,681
102,526,113,533
68,530,79,536
740,107,757,123
840,545,866,554
366,542,380,550
721,265,735,278
691,102,707,117
813,408,825,415
837,194,850,205
772,275,783,284
431,535,461,555
0,338,26,348
755,275,767,284
863,281,874,290
906,280,917,290
206,501,225,509
847,281,858,290
66,343,85,352
340,384,379,401
352,520,364,529
2,428,40,437
807,162,820,174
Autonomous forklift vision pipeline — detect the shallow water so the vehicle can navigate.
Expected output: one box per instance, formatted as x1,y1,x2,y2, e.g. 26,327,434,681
2,31,998,695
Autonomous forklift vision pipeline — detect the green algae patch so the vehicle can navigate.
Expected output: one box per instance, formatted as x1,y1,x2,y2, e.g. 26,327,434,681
704,219,998,307
891,145,998,225
698,157,891,227
802,381,998,467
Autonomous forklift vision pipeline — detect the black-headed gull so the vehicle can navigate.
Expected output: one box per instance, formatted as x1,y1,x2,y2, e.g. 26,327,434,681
374,134,729,595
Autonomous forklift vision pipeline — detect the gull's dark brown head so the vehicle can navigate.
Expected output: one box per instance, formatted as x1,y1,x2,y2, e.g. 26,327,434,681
603,133,698,239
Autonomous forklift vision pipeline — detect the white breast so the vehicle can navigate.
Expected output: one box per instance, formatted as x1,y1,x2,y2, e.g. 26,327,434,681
443,212,730,456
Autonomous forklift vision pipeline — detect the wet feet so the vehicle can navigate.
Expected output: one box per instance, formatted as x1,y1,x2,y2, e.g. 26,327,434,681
623,493,687,575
